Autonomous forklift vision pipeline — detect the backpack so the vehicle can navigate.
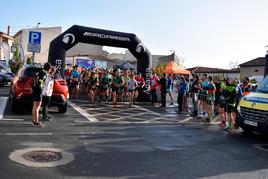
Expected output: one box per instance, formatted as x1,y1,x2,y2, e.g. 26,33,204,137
33,70,47,89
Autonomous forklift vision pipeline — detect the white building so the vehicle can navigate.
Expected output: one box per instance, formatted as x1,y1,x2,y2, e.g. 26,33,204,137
0,31,14,60
13,27,62,64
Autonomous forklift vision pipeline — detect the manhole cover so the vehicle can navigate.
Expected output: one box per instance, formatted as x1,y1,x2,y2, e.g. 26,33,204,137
22,150,62,163
9,148,74,167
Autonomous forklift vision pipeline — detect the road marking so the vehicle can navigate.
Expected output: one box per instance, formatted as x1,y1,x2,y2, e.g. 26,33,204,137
0,97,8,120
107,112,149,121
178,117,193,124
68,101,99,122
5,133,54,136
133,105,162,116
0,119,25,121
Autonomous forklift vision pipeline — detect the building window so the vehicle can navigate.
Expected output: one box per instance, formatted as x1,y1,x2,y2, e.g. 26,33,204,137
254,69,259,73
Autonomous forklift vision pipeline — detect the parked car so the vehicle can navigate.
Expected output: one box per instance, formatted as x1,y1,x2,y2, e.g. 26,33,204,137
10,66,69,113
0,72,13,86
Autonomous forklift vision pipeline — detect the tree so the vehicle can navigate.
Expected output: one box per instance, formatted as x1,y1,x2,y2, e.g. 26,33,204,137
228,61,239,69
9,49,23,74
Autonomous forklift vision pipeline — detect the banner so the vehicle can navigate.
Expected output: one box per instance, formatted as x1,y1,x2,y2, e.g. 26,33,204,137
95,60,107,69
76,58,95,69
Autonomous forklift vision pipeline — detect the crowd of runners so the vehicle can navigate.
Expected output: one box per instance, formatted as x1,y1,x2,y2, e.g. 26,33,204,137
64,65,253,132
64,65,145,108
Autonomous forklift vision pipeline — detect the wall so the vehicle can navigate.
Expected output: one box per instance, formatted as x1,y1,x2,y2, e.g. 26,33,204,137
240,66,265,78
14,27,62,64
66,43,105,57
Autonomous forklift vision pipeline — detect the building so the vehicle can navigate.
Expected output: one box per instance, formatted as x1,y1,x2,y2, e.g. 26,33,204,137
239,57,265,78
187,66,240,79
13,27,62,64
0,31,14,60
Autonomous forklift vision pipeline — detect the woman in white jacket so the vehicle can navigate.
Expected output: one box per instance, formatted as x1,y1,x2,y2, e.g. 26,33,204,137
42,67,55,121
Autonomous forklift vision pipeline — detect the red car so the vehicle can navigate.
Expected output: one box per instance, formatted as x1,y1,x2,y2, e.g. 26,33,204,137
10,66,69,113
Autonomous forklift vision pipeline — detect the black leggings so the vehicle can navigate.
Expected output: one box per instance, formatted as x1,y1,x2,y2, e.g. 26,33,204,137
42,96,51,119
150,89,158,104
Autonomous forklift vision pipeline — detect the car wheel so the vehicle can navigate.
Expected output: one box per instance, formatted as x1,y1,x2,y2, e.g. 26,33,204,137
58,103,67,113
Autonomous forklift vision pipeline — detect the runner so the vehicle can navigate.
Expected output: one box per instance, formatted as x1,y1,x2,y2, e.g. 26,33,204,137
219,78,227,128
99,69,111,103
134,72,145,102
121,70,130,102
70,65,80,100
127,74,138,107
87,72,99,106
111,69,124,107
221,78,237,132
198,74,209,117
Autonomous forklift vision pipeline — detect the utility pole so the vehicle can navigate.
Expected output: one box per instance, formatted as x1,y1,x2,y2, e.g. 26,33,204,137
32,22,40,65
265,45,268,77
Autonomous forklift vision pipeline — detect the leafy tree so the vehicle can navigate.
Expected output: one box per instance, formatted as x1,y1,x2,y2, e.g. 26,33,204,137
9,48,23,74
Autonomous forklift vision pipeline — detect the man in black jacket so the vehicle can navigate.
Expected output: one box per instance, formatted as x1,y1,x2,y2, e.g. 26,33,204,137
191,75,200,116
159,73,167,107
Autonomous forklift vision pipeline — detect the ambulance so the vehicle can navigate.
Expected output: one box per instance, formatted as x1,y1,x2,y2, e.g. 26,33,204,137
238,75,268,134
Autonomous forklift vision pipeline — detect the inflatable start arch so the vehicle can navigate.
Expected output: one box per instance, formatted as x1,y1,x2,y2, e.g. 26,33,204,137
48,25,152,94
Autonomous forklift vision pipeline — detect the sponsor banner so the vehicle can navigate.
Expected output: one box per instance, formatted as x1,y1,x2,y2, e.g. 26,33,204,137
76,58,95,69
95,61,107,69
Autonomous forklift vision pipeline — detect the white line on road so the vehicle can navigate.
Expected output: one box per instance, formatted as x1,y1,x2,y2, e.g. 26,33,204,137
5,133,54,136
178,117,193,123
0,119,25,121
0,97,8,120
68,101,99,122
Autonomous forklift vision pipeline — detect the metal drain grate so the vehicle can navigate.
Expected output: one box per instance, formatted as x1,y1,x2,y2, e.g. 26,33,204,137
22,150,62,163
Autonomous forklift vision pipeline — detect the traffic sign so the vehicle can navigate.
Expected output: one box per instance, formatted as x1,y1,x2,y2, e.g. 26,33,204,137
28,31,41,53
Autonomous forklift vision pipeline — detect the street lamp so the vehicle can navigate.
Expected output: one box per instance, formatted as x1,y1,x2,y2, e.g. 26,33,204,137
32,22,41,65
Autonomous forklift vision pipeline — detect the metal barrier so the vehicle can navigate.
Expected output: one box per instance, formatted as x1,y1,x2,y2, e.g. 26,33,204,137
188,92,215,119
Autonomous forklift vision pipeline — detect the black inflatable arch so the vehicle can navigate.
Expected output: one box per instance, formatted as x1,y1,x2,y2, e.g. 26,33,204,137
48,25,152,81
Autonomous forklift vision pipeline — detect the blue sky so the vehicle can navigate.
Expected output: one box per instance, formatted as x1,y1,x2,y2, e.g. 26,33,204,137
1,0,268,68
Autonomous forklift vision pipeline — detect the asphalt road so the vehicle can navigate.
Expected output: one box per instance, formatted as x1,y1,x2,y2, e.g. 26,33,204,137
1,86,268,179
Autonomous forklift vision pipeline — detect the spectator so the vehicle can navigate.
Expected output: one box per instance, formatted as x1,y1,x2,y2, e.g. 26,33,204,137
240,77,251,96
205,76,216,122
32,62,51,127
159,73,167,107
190,75,200,117
177,76,187,113
166,74,174,105
42,66,56,121
150,72,159,105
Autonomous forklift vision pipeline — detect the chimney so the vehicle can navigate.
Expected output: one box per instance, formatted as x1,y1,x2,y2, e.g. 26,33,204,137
7,25,10,36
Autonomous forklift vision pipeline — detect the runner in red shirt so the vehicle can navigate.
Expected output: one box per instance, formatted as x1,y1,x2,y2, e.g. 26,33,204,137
150,72,159,105
134,73,145,103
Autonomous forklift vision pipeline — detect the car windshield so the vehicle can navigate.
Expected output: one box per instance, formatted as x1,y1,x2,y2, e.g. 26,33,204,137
24,67,42,77
256,75,268,93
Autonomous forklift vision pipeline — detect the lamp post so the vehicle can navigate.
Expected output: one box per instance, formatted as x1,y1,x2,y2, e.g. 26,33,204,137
32,22,40,65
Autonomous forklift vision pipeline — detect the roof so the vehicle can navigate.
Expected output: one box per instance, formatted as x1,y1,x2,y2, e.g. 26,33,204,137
239,57,265,67
0,31,14,40
186,66,240,73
